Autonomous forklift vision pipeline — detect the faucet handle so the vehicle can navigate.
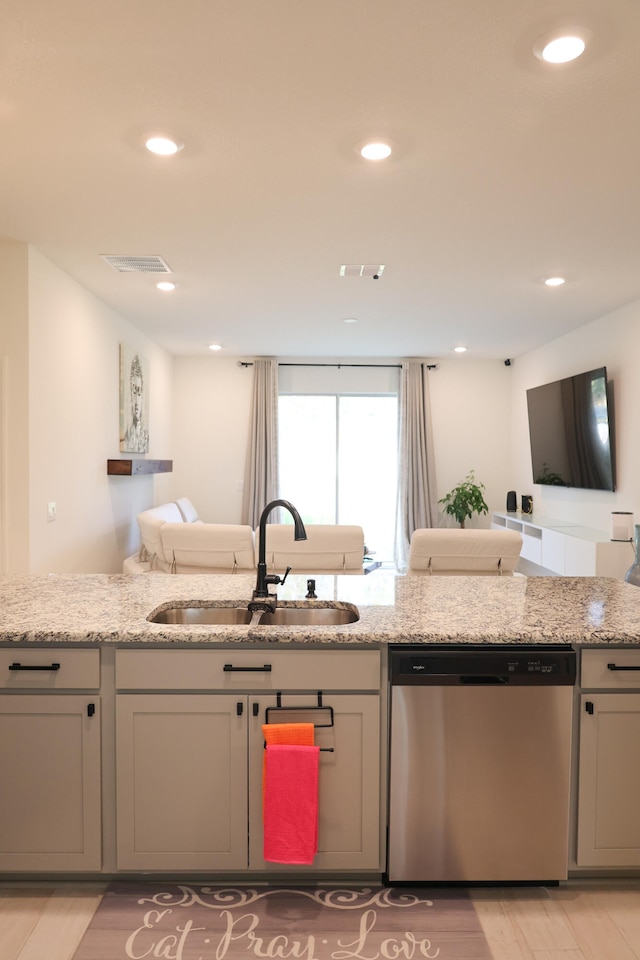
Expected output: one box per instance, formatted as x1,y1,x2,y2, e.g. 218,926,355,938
278,565,292,586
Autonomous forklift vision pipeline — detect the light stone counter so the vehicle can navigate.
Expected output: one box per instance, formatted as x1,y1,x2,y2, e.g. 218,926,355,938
2,571,640,645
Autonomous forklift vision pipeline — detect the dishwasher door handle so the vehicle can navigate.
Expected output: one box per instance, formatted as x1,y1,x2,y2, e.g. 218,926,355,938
459,675,509,684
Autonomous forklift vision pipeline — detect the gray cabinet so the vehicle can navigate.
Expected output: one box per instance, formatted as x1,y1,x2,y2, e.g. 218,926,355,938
0,649,102,871
114,648,381,873
248,693,381,871
577,649,640,867
116,693,249,870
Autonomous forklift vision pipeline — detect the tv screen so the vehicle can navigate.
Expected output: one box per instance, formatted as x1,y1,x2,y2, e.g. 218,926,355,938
526,367,615,491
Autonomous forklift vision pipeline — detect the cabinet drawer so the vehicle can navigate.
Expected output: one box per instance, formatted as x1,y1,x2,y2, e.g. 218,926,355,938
581,649,640,689
116,648,380,691
0,648,100,689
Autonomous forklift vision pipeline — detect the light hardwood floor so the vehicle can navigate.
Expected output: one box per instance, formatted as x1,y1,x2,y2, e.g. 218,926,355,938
0,881,639,960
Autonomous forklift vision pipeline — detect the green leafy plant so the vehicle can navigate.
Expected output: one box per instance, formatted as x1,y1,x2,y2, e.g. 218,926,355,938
438,470,489,528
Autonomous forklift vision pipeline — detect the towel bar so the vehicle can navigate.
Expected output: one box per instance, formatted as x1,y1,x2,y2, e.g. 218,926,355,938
265,690,334,728
263,690,335,752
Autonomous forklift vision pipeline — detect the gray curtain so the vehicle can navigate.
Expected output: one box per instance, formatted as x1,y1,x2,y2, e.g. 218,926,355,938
394,360,437,571
241,358,279,528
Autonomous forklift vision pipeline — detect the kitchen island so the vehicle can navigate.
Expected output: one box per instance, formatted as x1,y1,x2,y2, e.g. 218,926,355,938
1,569,640,644
1,571,640,880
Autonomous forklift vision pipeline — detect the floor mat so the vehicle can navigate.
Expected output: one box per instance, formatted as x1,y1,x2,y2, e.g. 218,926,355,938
70,883,492,960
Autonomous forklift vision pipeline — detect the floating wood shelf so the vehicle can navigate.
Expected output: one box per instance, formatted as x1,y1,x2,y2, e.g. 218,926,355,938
107,459,173,476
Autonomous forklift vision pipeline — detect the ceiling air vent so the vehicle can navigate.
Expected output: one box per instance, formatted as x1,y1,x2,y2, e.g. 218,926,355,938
339,264,385,278
100,255,172,274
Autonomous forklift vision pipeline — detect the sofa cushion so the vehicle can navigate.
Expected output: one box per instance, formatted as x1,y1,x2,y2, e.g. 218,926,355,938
174,497,200,523
256,524,365,574
159,522,256,573
408,528,523,575
137,503,184,569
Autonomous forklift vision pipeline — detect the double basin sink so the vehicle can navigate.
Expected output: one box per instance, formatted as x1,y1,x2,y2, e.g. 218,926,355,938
148,601,359,627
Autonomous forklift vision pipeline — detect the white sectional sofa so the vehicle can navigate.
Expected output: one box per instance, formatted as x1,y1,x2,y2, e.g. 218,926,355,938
123,501,366,576
124,500,256,575
256,523,365,574
407,528,523,576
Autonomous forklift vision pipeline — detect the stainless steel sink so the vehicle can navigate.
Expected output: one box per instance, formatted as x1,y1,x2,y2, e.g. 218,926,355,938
148,601,359,627
148,605,254,625
258,604,359,626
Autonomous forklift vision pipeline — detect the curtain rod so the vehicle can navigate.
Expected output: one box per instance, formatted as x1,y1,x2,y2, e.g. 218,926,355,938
237,361,439,369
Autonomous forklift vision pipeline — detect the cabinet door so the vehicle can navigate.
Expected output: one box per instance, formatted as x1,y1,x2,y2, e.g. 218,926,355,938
577,693,640,866
541,528,566,573
0,695,101,871
116,694,248,870
248,694,380,871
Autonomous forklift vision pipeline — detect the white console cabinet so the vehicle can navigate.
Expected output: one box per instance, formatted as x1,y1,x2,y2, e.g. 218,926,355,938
491,512,634,578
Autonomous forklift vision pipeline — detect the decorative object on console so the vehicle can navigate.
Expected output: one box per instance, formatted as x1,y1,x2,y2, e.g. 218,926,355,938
521,494,533,514
624,525,640,586
506,490,517,512
438,470,489,528
611,511,633,542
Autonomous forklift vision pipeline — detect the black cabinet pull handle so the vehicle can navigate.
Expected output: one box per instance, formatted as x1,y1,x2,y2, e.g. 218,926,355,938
237,702,244,716
87,703,95,717
585,701,594,715
223,664,272,672
9,662,61,672
607,663,640,671
252,702,260,716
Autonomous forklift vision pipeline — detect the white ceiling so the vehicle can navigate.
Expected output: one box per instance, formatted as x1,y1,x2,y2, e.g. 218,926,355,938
2,0,640,359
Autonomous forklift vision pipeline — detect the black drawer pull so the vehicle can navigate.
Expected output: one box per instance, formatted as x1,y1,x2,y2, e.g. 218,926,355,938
223,664,272,673
607,663,640,672
9,662,61,672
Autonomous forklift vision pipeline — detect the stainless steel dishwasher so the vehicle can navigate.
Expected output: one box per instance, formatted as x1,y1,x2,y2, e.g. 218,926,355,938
387,645,576,883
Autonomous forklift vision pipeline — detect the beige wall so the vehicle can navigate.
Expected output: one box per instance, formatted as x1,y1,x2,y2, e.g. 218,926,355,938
509,298,640,533
26,248,174,574
0,242,30,572
429,358,513,522
171,357,253,523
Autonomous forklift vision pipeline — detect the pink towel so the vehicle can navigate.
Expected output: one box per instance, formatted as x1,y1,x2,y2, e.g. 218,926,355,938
263,743,320,864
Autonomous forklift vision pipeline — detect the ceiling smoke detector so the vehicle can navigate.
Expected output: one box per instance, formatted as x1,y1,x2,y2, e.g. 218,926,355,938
101,255,172,274
339,264,385,279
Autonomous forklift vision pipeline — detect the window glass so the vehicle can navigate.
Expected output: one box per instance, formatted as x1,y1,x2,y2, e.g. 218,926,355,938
278,396,336,524
278,393,398,561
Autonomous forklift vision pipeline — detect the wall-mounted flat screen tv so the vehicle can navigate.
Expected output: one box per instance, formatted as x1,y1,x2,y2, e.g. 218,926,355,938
526,367,615,491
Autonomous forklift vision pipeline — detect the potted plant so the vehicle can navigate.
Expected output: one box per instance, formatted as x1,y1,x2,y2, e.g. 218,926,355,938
438,470,489,528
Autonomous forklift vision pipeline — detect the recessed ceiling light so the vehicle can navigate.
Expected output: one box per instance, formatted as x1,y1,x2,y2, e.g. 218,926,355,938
145,136,183,156
360,141,392,161
343,317,358,324
544,276,566,286
533,30,589,64
541,35,585,63
156,281,176,291
208,343,222,351
454,346,467,353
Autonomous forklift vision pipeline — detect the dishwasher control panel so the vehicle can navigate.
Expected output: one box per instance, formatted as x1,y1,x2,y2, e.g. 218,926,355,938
390,645,577,685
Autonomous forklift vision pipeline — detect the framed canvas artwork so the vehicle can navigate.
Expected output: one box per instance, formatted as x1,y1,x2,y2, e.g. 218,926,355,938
119,344,150,453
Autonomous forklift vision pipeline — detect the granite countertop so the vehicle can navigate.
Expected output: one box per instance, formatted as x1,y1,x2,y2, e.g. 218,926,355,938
2,571,640,645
